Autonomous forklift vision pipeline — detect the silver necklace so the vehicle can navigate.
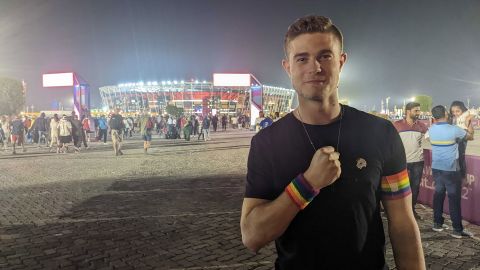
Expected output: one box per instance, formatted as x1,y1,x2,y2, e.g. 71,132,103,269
296,105,344,152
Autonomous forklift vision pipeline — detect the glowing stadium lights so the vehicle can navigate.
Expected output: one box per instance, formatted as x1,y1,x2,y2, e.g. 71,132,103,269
195,80,199,84
202,80,207,83
161,81,166,85
173,80,178,84
167,81,172,85
152,81,158,85
180,80,184,84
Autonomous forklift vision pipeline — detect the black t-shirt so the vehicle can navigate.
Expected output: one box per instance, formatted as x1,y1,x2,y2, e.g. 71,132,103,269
245,105,407,270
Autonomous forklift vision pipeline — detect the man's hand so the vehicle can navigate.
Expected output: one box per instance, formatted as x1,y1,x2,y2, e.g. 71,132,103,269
303,146,341,190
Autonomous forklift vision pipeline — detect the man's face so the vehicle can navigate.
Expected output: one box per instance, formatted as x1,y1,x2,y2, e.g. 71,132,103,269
282,32,347,102
407,106,421,120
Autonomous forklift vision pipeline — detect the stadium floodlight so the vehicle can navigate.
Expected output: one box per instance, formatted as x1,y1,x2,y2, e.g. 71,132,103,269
202,80,207,83
138,81,144,86
161,81,166,85
152,81,158,85
195,80,199,84
147,82,151,86
167,81,172,85
173,80,178,84
118,83,124,87
180,80,185,84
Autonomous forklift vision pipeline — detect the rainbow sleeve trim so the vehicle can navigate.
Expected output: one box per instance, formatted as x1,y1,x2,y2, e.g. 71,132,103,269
381,169,412,200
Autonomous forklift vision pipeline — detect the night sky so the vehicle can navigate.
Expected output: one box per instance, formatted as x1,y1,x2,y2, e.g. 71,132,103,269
1,0,479,111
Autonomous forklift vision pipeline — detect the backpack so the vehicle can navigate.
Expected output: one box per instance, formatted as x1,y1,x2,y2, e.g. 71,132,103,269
145,118,153,129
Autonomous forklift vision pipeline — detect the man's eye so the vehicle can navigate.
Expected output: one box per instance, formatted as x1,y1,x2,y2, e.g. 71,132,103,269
296,58,306,62
320,55,332,60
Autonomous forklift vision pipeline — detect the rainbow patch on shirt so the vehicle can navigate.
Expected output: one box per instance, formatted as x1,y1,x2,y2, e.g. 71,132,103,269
381,169,411,200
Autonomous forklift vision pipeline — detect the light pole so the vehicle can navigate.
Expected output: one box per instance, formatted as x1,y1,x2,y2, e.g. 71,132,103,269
385,97,391,115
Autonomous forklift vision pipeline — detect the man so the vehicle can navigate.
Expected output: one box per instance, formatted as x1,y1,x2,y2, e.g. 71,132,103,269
240,16,424,269
58,114,72,153
394,102,428,219
139,113,153,154
199,115,211,141
0,115,10,151
259,114,273,130
32,112,48,147
221,114,227,131
109,109,125,156
254,111,266,132
427,105,474,239
23,116,32,144
71,115,83,152
97,115,108,144
212,114,219,132
10,115,26,154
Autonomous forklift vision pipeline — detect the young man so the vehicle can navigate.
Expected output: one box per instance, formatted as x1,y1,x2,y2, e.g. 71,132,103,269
199,115,211,141
58,114,72,153
240,16,425,269
97,115,108,144
32,112,48,147
109,109,125,156
10,115,26,154
427,105,474,238
394,102,428,219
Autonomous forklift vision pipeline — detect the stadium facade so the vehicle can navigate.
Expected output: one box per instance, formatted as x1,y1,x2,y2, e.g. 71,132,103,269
99,80,296,116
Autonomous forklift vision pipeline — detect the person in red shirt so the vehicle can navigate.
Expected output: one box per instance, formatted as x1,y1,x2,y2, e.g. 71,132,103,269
393,102,428,219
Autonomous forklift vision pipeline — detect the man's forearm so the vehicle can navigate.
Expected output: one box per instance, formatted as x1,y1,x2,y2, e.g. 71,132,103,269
241,192,300,252
389,220,425,270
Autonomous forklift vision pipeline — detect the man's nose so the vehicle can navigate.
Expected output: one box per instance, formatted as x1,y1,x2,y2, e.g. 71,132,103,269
308,59,322,73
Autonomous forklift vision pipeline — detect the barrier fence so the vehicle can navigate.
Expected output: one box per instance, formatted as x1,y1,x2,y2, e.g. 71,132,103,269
418,149,479,225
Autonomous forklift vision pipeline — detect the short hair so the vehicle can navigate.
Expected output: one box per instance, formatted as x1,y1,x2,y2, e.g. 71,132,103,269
284,15,343,57
405,102,421,111
431,105,446,120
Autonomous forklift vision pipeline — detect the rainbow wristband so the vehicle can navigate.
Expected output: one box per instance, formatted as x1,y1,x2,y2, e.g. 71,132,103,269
285,174,319,210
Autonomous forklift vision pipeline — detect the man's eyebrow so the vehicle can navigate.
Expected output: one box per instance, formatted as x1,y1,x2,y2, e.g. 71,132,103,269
293,50,334,59
293,52,309,58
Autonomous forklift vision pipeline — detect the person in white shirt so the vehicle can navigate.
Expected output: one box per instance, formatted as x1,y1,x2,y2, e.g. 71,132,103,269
449,101,474,179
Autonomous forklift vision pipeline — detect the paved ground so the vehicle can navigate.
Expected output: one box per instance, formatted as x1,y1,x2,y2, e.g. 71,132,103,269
0,129,479,269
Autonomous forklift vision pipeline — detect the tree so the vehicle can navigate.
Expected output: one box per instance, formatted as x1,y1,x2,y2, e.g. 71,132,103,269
413,95,433,112
0,77,25,115
165,104,184,117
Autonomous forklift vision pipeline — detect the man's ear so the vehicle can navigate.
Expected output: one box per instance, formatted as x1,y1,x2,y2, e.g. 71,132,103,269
282,59,291,78
339,52,347,71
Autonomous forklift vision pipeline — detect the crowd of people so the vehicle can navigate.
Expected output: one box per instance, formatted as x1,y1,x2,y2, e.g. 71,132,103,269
0,110,257,156
394,100,475,239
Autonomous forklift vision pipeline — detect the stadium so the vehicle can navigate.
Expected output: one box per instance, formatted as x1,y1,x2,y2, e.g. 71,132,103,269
98,74,297,118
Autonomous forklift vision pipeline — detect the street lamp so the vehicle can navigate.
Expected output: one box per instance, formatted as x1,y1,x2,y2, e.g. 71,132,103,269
385,97,391,114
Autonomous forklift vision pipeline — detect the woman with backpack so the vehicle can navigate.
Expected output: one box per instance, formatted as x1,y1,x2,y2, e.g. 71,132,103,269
140,114,153,154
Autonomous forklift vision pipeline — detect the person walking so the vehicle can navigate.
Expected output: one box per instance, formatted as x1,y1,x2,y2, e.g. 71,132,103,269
10,115,26,154
58,114,73,153
109,109,125,156
140,113,153,154
49,114,60,153
97,115,108,144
